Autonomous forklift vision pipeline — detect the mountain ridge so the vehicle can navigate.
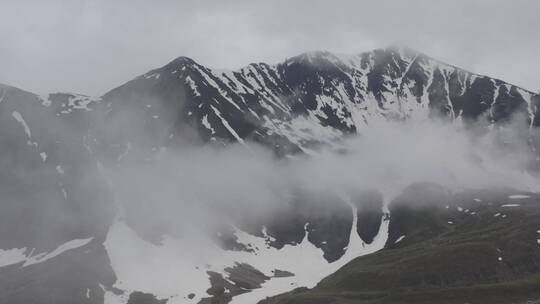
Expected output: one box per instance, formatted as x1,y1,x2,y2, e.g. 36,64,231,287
96,45,539,156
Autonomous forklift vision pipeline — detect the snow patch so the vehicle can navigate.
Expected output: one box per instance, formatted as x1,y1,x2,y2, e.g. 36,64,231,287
104,195,390,304
12,111,32,139
0,238,94,268
202,115,216,134
23,238,93,267
508,194,530,199
144,73,160,80
0,248,27,268
56,165,65,174
501,204,520,208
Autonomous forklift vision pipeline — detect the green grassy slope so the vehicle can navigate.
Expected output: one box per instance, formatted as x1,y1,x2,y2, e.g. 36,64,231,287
260,185,540,304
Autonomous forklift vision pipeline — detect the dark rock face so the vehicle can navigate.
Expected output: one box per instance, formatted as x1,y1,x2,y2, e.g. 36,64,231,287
126,292,167,304
231,191,354,263
272,269,294,278
200,264,271,304
352,190,384,244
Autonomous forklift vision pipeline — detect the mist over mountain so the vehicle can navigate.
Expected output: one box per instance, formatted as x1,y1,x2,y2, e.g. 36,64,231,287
0,46,540,304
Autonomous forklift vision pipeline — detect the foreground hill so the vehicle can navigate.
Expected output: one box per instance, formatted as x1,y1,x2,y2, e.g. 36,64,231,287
261,185,540,304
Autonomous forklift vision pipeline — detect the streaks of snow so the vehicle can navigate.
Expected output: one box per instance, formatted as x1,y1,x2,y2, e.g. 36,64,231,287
68,95,95,111
418,59,436,108
396,54,418,92
220,71,252,95
489,82,500,121
217,72,242,96
40,152,47,162
185,76,201,97
441,71,454,119
59,182,67,200
38,94,52,107
144,73,160,80
468,74,478,89
259,64,281,90
117,142,132,162
501,204,520,208
201,114,216,135
516,88,536,128
55,95,100,114
56,165,65,174
210,106,245,145
248,107,261,120
86,288,91,299
245,65,288,111
395,235,405,243
240,67,287,114
508,194,530,199
473,198,482,202
194,66,243,111
12,111,32,139
83,136,93,154
21,238,93,267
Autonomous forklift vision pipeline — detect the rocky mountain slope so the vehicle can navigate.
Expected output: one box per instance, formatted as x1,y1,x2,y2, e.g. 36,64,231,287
101,46,539,155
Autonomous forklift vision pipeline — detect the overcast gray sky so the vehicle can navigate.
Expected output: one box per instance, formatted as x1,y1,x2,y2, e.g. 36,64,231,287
1,0,539,95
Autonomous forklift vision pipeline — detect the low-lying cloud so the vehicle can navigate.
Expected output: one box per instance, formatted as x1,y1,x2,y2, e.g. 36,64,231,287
104,117,540,240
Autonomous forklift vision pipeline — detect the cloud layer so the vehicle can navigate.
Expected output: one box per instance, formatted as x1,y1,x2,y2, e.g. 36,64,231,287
104,118,540,241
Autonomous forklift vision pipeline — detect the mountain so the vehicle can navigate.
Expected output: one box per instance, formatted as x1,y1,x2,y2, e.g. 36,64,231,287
100,46,539,155
0,46,539,304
